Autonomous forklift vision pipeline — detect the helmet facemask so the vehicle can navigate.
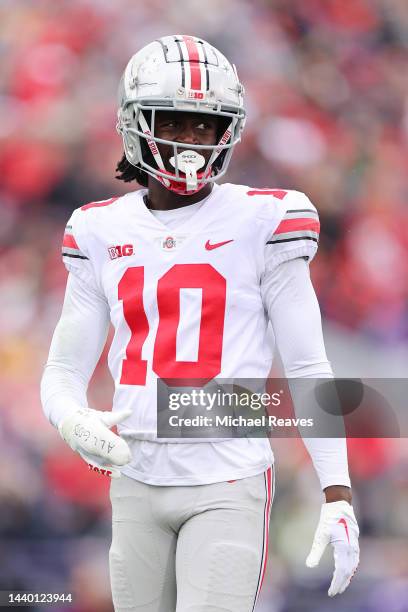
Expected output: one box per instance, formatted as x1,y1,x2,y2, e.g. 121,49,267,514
118,104,242,195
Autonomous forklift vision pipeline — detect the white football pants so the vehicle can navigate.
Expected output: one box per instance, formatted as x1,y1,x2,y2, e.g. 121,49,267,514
109,467,274,612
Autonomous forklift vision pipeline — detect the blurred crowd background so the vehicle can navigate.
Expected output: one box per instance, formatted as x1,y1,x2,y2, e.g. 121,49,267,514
1,0,408,610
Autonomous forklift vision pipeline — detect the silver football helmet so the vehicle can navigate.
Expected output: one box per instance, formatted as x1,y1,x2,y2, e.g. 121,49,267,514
116,35,246,195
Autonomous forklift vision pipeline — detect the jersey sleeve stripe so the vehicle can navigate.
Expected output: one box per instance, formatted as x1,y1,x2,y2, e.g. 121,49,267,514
286,208,319,215
274,217,320,235
267,233,319,245
283,211,318,221
62,233,80,250
61,229,88,259
62,252,89,260
61,245,89,259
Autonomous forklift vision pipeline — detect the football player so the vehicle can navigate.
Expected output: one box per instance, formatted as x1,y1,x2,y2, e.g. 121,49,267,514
41,35,359,611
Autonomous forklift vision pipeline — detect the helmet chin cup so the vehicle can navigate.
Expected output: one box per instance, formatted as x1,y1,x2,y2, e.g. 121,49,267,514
158,165,212,196
169,150,206,191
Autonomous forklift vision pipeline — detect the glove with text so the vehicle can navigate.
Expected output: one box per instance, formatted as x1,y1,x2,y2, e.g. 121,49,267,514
306,500,360,596
58,408,132,478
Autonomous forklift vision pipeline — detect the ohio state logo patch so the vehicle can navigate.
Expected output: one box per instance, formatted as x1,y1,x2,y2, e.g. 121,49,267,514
154,234,187,252
162,236,176,250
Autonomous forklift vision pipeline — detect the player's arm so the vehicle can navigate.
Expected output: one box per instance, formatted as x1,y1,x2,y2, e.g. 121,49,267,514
262,257,351,493
261,256,359,596
41,271,131,477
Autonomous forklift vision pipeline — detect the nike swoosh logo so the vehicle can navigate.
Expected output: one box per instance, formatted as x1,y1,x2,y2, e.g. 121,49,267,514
338,518,350,543
205,239,234,251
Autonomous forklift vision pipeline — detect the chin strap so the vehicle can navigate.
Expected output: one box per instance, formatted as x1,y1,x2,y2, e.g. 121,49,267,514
138,111,170,187
207,122,233,168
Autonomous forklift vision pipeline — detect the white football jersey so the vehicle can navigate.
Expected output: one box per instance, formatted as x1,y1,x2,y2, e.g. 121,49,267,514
61,183,319,485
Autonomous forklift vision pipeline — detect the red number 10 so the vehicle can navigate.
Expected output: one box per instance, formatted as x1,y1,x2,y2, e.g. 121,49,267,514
118,263,226,385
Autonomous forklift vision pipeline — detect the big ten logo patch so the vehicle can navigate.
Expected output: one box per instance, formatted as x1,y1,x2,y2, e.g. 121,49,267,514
108,244,134,259
187,90,205,100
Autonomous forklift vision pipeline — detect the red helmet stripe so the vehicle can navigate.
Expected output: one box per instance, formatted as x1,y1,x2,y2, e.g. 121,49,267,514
182,35,201,90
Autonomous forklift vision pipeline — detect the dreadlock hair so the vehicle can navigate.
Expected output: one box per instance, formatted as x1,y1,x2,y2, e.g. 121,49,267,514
116,154,148,186
116,109,153,187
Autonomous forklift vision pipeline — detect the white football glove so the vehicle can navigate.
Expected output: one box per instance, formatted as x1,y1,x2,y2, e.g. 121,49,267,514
306,500,360,596
58,408,132,478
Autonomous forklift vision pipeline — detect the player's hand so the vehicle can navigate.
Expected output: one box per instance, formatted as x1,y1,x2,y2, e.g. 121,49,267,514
58,408,132,478
306,500,360,596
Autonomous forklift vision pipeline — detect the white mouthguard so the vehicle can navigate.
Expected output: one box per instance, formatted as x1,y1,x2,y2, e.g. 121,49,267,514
169,150,206,191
